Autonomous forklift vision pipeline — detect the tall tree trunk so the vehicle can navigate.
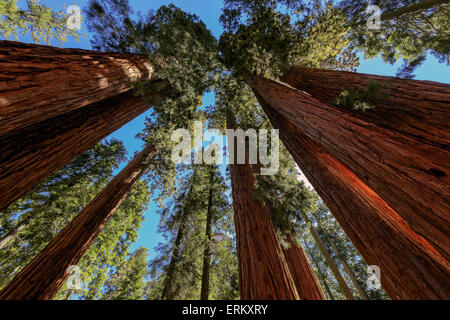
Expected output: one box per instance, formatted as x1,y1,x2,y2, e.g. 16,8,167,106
0,40,155,137
227,109,299,300
280,64,450,146
200,167,214,300
251,162,324,299
0,145,156,300
299,211,354,300
253,92,450,299
282,234,326,300
304,243,333,300
249,75,450,261
0,92,152,213
328,238,369,300
0,215,32,249
161,169,198,300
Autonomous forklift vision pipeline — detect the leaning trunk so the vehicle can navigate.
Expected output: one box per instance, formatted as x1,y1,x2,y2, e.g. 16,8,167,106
253,92,450,299
250,75,450,261
328,238,369,300
0,215,32,249
0,40,154,137
0,145,155,300
282,234,326,300
0,92,152,213
299,212,354,300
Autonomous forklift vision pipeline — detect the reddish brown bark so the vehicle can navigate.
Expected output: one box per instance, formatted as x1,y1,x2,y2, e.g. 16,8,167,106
0,145,155,300
249,75,450,261
0,40,154,137
0,92,151,213
283,234,326,300
253,92,450,299
227,109,299,300
280,65,450,146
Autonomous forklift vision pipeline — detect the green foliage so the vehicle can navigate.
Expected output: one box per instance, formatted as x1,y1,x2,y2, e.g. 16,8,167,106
146,165,238,300
0,0,83,44
218,0,360,79
340,0,450,76
101,247,149,300
333,80,383,111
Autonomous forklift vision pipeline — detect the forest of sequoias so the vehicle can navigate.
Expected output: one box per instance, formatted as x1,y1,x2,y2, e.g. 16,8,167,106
0,0,449,300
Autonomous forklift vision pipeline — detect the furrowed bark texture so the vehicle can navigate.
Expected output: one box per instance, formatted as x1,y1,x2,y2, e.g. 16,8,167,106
0,40,154,137
253,92,450,299
283,234,326,300
250,75,450,261
227,110,299,300
0,145,155,300
280,65,450,146
0,92,151,213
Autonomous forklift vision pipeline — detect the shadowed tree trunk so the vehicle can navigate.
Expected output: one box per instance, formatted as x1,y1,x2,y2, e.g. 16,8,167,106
0,92,154,213
200,167,214,300
249,75,450,261
282,234,326,300
253,92,450,299
0,144,156,300
227,109,299,300
0,40,155,137
299,211,354,300
328,238,369,300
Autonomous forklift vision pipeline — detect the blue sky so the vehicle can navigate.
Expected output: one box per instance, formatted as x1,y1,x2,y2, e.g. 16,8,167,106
10,0,450,261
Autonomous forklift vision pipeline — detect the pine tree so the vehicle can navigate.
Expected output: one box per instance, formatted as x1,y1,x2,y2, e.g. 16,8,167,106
102,247,149,300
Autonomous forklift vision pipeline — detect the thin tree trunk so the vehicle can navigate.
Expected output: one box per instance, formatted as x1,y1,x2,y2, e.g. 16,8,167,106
249,75,450,261
0,92,153,213
380,0,447,22
328,238,369,300
0,40,155,137
253,92,450,299
0,145,156,300
227,109,299,300
303,241,333,300
282,234,326,300
200,167,214,300
299,212,354,300
0,215,32,248
161,169,198,300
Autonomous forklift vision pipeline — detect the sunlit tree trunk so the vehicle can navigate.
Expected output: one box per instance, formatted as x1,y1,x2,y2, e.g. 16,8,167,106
328,238,369,300
252,92,450,299
0,145,156,300
249,75,450,261
0,92,153,213
227,109,299,300
0,40,154,137
282,234,326,300
299,211,354,300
